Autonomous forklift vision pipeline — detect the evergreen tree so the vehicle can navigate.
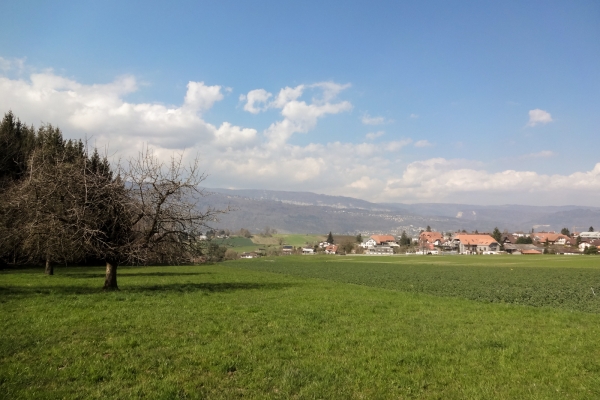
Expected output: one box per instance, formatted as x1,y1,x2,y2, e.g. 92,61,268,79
590,226,595,232
492,227,502,243
400,231,411,246
561,228,571,236
426,225,431,232
326,231,334,244
356,233,362,243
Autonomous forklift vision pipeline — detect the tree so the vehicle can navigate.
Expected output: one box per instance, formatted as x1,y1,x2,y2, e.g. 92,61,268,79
93,148,226,290
399,231,411,246
492,227,502,243
561,228,571,236
426,225,431,232
585,245,598,255
516,236,533,244
326,231,334,244
238,228,252,238
339,240,354,254
1,122,97,274
590,227,595,232
356,233,362,243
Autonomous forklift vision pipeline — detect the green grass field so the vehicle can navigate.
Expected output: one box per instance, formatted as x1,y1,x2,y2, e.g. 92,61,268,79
2,255,600,398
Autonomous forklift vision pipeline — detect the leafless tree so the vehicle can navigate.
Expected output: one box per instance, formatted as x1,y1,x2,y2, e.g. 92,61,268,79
96,147,227,290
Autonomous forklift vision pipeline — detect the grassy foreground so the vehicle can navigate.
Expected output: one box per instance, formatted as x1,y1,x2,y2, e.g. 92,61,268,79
1,257,600,398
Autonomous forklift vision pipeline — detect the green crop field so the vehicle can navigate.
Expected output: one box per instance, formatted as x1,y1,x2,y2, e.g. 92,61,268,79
2,255,600,398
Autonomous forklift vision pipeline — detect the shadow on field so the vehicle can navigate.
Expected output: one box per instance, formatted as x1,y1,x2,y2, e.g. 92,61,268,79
0,282,294,297
60,271,213,279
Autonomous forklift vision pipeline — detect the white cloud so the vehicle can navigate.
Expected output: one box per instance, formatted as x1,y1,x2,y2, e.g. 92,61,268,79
0,56,26,73
240,82,352,146
527,109,553,127
414,140,432,148
0,70,243,149
183,81,224,113
366,131,385,140
387,139,413,152
521,150,555,159
361,113,386,125
409,113,419,119
2,62,598,206
240,89,272,114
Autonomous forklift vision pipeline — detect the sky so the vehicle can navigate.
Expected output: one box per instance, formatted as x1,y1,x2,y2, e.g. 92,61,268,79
1,0,599,205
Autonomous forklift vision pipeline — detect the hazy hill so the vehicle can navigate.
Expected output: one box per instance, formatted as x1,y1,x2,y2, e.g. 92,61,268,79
202,188,600,235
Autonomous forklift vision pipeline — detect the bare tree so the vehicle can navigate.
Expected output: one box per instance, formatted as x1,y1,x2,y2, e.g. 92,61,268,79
95,148,226,290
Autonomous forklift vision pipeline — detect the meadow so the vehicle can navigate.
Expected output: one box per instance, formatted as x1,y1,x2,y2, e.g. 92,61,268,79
2,255,600,398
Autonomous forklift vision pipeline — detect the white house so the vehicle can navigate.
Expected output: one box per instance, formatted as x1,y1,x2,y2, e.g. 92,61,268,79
302,248,315,255
360,239,377,249
580,232,600,240
367,245,393,255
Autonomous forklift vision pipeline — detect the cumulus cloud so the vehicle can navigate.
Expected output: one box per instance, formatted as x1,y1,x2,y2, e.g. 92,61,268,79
0,69,248,149
366,131,385,140
414,140,432,148
183,81,223,112
239,89,272,114
241,82,352,146
527,109,553,127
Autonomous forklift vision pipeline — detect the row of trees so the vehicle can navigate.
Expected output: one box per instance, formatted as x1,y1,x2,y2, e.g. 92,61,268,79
0,112,224,289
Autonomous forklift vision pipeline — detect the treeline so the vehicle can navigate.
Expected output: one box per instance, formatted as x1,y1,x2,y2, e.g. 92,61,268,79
0,112,223,289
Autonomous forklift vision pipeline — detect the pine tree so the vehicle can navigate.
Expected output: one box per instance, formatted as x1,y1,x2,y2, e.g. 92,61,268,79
492,227,502,243
327,231,334,244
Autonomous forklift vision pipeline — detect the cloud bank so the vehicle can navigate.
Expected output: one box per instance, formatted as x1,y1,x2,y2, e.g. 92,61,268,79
1,60,598,206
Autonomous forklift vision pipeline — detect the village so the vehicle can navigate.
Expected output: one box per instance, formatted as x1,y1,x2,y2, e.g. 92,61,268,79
238,228,600,258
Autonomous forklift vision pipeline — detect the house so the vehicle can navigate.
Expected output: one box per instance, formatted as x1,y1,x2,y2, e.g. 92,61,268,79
370,235,397,245
325,245,338,254
419,231,443,244
360,238,377,248
532,232,571,245
302,248,315,255
579,240,600,251
240,252,259,259
282,245,294,255
580,232,600,240
453,234,500,254
367,245,393,255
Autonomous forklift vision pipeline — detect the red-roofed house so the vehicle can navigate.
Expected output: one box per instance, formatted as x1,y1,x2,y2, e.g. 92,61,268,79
325,245,338,254
453,234,500,254
532,232,572,245
419,231,443,244
370,235,396,245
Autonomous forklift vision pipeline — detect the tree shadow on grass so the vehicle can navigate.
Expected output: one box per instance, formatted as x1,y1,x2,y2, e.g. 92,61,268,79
60,271,213,279
0,282,296,298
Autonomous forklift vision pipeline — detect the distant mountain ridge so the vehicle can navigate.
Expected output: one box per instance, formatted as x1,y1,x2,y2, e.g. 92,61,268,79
203,188,600,235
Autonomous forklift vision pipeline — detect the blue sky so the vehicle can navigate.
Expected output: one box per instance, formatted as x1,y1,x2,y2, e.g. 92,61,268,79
1,0,599,205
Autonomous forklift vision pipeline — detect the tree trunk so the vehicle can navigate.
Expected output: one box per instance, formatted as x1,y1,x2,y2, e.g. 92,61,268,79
45,257,54,275
103,261,118,290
